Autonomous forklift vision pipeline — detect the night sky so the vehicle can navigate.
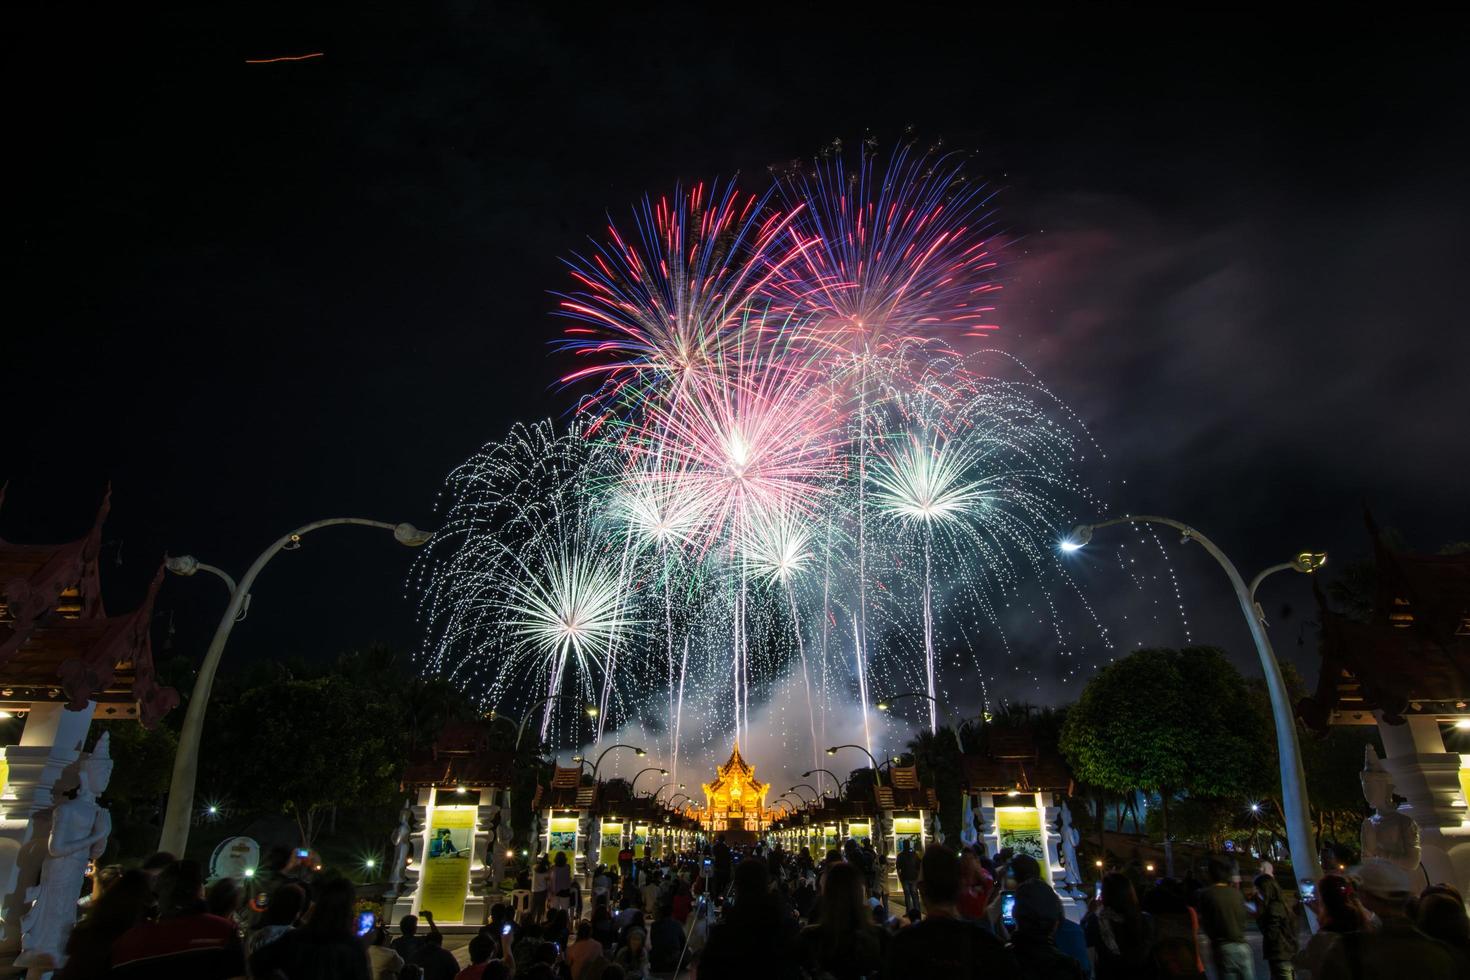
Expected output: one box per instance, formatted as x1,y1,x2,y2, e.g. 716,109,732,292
9,7,1468,712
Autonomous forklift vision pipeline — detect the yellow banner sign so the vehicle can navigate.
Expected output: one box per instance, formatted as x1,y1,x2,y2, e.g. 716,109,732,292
420,803,476,923
548,816,578,866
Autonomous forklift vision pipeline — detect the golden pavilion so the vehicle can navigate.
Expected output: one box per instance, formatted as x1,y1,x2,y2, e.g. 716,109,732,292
700,742,771,840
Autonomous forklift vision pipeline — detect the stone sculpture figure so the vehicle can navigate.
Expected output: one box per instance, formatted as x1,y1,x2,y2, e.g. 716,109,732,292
1360,744,1421,872
1059,800,1085,888
16,733,114,971
387,802,412,895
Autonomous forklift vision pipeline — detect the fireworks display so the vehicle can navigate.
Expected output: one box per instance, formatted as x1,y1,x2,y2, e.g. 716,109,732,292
416,143,1177,781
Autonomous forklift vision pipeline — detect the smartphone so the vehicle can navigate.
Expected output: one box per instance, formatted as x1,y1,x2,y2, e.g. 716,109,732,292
1245,899,1258,914
1093,881,1103,901
1000,891,1017,927
295,847,310,859
501,922,514,937
1299,879,1317,901
356,911,376,937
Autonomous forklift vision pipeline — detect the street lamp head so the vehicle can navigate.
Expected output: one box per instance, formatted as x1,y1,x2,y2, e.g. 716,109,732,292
584,705,600,718
1292,551,1328,574
1060,524,1093,553
635,748,647,757
393,523,434,547
165,554,200,576
826,747,837,756
876,700,891,712
659,769,669,776
572,755,585,763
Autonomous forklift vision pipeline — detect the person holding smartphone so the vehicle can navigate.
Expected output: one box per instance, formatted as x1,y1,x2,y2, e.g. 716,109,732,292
886,843,1020,980
1007,879,1086,979
1251,873,1298,980
1082,873,1151,979
452,931,514,980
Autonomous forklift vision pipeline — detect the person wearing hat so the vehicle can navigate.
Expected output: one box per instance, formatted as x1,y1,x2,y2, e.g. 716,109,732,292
1006,878,1085,979
1318,858,1461,980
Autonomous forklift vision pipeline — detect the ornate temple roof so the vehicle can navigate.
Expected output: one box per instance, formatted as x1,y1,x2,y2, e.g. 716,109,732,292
701,741,770,800
874,763,939,811
960,729,1073,793
0,487,178,727
1298,515,1470,732
400,720,517,789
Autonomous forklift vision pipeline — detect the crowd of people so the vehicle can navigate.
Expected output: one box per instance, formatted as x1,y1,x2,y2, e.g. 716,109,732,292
50,836,1470,979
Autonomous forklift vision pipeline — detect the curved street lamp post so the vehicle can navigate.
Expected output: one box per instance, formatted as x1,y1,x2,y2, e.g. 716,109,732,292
572,743,647,780
159,518,432,856
803,769,851,797
1062,515,1326,893
826,744,885,786
876,691,967,753
630,767,669,794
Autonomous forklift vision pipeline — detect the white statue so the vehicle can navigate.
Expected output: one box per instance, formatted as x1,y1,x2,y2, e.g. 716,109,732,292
16,734,113,971
387,802,412,894
1361,745,1421,872
1059,800,1084,889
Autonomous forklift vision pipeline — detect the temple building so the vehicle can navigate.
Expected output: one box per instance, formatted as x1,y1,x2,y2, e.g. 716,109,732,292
0,488,179,957
700,743,770,842
1298,516,1470,897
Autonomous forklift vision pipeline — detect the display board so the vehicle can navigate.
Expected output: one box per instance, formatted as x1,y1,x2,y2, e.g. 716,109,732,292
598,821,624,868
893,815,923,855
548,816,578,866
997,807,1045,860
420,803,476,922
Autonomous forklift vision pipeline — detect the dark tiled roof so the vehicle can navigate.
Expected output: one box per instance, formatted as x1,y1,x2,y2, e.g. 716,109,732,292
960,727,1073,792
0,490,177,727
1298,518,1470,733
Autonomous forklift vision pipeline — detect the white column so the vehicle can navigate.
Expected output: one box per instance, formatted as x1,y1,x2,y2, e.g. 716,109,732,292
978,793,1000,858
0,702,96,954
1377,715,1470,893
392,788,432,922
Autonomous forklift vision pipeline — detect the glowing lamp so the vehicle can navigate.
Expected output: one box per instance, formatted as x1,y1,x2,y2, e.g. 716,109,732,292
1060,524,1093,552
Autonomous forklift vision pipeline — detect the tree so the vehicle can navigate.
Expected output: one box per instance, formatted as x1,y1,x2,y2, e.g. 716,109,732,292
204,676,402,846
1060,647,1266,871
904,727,964,841
95,720,179,859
